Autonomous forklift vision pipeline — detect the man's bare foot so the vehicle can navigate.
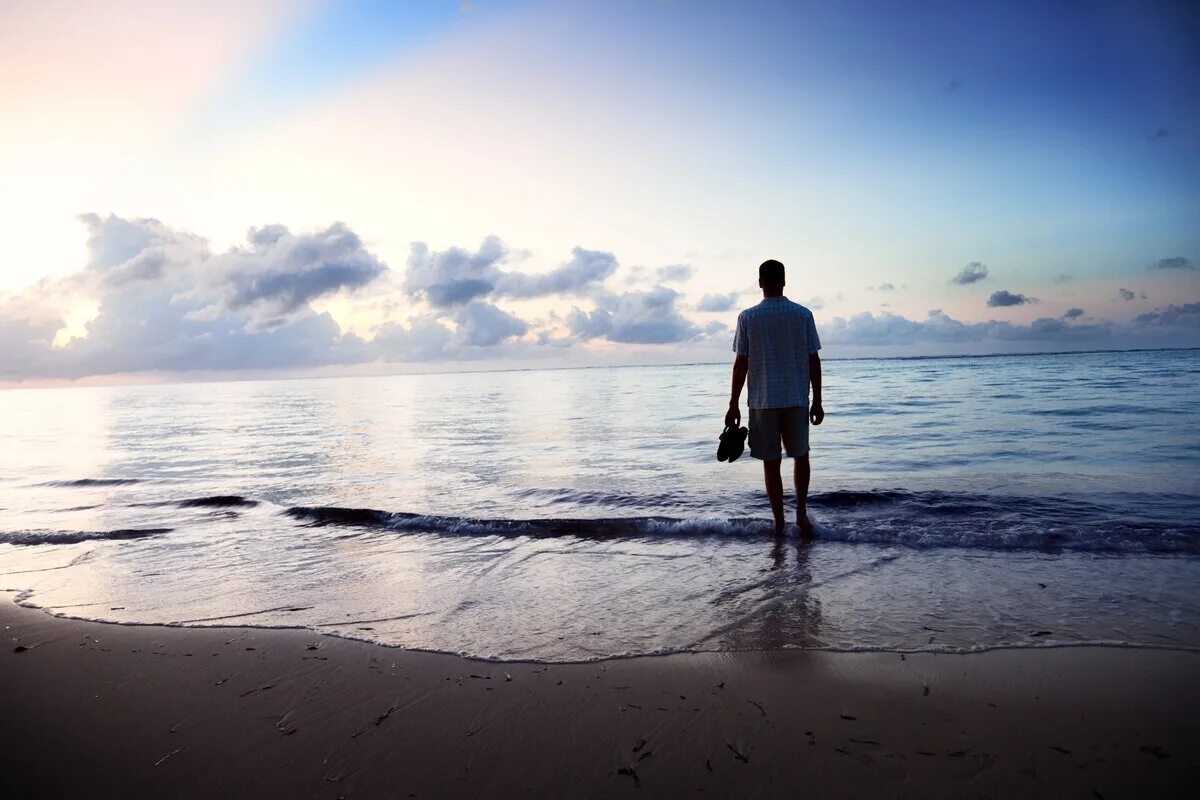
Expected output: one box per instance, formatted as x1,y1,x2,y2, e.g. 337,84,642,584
797,515,816,540
773,515,787,537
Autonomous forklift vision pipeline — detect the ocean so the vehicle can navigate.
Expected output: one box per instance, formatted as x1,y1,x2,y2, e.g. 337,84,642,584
2,349,1198,661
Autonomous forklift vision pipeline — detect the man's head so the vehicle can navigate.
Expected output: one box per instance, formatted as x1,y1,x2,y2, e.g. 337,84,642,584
759,259,785,291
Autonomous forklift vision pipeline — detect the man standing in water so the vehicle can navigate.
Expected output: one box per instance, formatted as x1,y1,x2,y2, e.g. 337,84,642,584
726,259,824,537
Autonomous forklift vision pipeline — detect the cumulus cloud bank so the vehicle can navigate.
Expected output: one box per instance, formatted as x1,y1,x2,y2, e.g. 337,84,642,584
0,216,730,380
2,215,1197,381
825,306,1200,350
1,215,379,379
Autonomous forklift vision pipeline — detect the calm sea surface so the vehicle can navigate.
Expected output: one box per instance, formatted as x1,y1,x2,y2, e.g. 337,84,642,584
2,349,1198,661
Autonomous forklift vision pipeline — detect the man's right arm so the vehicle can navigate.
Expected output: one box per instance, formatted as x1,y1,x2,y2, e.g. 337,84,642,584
809,353,823,425
727,313,749,427
727,355,748,427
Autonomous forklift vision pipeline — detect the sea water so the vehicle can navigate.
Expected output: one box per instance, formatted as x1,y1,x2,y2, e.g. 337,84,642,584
1,349,1198,661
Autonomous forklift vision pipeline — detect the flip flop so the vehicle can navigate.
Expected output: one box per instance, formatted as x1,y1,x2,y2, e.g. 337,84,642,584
717,424,749,462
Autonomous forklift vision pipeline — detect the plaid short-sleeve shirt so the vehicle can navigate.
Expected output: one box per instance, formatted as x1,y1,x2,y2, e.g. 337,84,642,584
732,297,821,410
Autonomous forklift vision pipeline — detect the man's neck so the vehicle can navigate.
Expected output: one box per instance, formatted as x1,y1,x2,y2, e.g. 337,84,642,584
762,289,784,299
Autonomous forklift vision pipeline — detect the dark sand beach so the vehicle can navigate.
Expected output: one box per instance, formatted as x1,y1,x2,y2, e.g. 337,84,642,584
3,594,1197,798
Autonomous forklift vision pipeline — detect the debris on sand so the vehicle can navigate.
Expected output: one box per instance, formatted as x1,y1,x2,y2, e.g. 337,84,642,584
1139,745,1170,759
726,743,750,763
154,748,183,767
616,766,640,787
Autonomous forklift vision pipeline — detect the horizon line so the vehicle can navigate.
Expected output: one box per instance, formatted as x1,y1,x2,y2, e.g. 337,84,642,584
1,345,1196,392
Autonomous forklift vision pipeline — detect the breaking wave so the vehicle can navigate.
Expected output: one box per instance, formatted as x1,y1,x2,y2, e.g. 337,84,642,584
285,488,1200,554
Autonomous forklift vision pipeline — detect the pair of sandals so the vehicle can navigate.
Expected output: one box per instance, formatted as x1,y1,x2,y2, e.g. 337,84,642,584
716,424,749,462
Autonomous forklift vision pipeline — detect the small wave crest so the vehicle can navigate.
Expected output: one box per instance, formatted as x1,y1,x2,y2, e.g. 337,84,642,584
40,478,142,488
178,495,258,508
0,527,173,546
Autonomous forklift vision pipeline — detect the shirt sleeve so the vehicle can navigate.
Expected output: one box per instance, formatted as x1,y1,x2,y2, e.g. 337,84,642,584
733,313,749,356
805,310,821,354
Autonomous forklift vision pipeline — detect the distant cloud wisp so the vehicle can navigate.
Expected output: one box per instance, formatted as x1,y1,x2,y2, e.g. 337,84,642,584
987,290,1035,307
1148,256,1194,271
952,262,988,285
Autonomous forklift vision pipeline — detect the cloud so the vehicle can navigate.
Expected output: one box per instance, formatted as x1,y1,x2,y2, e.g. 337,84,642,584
403,236,506,308
403,239,618,307
1052,273,1074,284
568,287,701,344
655,264,693,283
1148,127,1171,142
696,292,740,312
78,213,207,288
952,262,988,285
374,315,455,363
1148,256,1194,271
0,215,381,379
200,222,387,327
806,296,825,310
1132,303,1200,328
1118,288,1136,301
987,290,1035,307
867,282,895,291
454,301,529,346
495,247,618,298
1063,308,1084,319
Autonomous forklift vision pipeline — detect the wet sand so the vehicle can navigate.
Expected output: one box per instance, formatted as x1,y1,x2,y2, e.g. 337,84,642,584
2,594,1197,798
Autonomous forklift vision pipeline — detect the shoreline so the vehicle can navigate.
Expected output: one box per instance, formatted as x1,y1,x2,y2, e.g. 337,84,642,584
3,595,1197,797
13,596,1200,665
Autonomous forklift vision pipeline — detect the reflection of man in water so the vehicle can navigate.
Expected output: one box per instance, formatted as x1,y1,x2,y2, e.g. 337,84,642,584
726,260,824,537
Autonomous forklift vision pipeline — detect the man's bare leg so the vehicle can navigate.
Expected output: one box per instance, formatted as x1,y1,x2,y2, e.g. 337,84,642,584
763,458,785,535
795,454,814,538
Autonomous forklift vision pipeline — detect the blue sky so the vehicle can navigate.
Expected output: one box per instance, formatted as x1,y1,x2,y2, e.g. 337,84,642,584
0,0,1197,382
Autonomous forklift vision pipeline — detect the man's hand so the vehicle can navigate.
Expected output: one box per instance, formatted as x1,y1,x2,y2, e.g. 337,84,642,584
725,403,741,428
809,403,824,426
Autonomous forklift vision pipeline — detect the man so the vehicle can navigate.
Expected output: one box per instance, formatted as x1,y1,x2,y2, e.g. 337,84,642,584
726,259,824,537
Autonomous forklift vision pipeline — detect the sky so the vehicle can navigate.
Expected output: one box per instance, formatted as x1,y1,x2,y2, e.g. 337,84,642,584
1,0,1198,384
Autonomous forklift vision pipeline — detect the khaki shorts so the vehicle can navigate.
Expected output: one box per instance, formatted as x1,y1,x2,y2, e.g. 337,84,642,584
749,406,809,460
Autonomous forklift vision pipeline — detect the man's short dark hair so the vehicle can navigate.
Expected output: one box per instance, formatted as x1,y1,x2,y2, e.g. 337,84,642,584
759,259,785,288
